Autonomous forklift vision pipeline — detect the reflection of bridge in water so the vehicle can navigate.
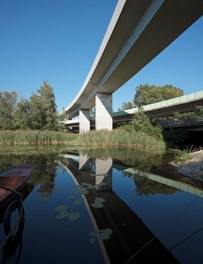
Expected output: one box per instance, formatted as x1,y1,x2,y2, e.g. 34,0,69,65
125,168,203,197
57,153,182,264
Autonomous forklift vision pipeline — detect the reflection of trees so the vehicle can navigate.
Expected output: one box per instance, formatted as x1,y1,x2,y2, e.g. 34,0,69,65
81,148,163,172
57,156,80,177
31,155,57,197
133,175,177,196
0,151,59,197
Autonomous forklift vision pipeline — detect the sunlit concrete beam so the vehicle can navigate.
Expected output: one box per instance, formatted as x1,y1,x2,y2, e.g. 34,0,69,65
95,93,113,131
79,109,90,134
95,158,113,191
79,153,90,170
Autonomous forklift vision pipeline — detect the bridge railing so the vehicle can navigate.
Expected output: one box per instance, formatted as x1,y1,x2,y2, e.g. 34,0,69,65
139,90,203,112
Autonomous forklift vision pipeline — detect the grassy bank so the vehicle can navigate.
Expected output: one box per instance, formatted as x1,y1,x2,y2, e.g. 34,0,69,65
0,129,165,150
77,130,165,150
0,130,78,145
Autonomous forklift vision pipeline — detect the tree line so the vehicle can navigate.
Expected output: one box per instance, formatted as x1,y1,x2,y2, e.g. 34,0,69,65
0,82,184,131
0,81,60,130
121,84,184,110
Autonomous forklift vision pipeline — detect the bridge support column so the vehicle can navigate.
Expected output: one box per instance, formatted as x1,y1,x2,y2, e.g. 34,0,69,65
79,109,90,134
95,158,112,191
95,93,112,130
79,153,90,170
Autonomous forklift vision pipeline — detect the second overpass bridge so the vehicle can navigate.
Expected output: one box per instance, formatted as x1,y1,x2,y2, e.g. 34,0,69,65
64,90,203,132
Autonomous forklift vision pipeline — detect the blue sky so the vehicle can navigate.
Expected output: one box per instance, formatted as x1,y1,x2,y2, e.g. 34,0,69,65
0,0,202,113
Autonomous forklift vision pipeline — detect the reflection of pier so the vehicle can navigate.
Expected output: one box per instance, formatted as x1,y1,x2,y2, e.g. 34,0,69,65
125,168,203,197
57,160,111,264
58,153,180,264
78,153,112,188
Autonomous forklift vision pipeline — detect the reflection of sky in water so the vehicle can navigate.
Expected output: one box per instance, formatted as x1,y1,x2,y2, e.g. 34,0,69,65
1,151,203,264
0,167,107,264
112,167,203,263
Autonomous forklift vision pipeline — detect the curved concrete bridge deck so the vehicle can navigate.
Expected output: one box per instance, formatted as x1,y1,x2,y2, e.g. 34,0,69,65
63,0,203,133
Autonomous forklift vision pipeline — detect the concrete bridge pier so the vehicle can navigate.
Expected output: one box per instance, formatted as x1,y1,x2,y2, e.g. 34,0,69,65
79,153,90,170
79,109,90,134
95,93,113,131
95,158,112,191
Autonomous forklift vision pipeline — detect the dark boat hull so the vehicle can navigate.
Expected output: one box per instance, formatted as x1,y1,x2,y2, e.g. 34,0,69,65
0,165,33,210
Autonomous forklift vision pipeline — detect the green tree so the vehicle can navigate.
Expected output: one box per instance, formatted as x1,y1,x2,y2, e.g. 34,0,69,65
133,84,184,106
195,105,203,114
15,99,31,129
121,111,163,140
29,81,58,130
0,91,18,129
122,101,134,110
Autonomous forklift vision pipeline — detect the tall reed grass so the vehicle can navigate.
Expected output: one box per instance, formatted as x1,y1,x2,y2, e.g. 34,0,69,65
77,129,165,150
0,130,78,145
0,129,165,150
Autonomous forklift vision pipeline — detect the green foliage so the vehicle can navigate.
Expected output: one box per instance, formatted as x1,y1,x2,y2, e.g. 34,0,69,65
0,91,18,129
0,81,61,131
0,151,61,198
15,99,31,129
0,130,78,145
154,105,203,128
78,128,165,150
172,148,192,166
81,148,164,171
29,81,58,130
120,111,163,140
0,129,165,150
133,84,184,107
122,101,134,110
133,174,177,195
195,105,203,114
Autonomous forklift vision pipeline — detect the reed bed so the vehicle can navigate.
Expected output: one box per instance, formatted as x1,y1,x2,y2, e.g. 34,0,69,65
77,129,165,150
0,130,79,145
0,129,165,150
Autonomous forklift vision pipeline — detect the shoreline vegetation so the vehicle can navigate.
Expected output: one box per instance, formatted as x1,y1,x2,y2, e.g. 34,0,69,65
170,149,203,183
0,129,165,150
1,130,202,183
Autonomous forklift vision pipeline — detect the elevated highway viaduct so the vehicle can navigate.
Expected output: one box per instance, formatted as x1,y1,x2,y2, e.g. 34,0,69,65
63,0,203,134
64,91,203,132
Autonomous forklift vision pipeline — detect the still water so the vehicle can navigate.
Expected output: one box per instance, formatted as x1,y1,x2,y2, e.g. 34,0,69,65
0,147,203,264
